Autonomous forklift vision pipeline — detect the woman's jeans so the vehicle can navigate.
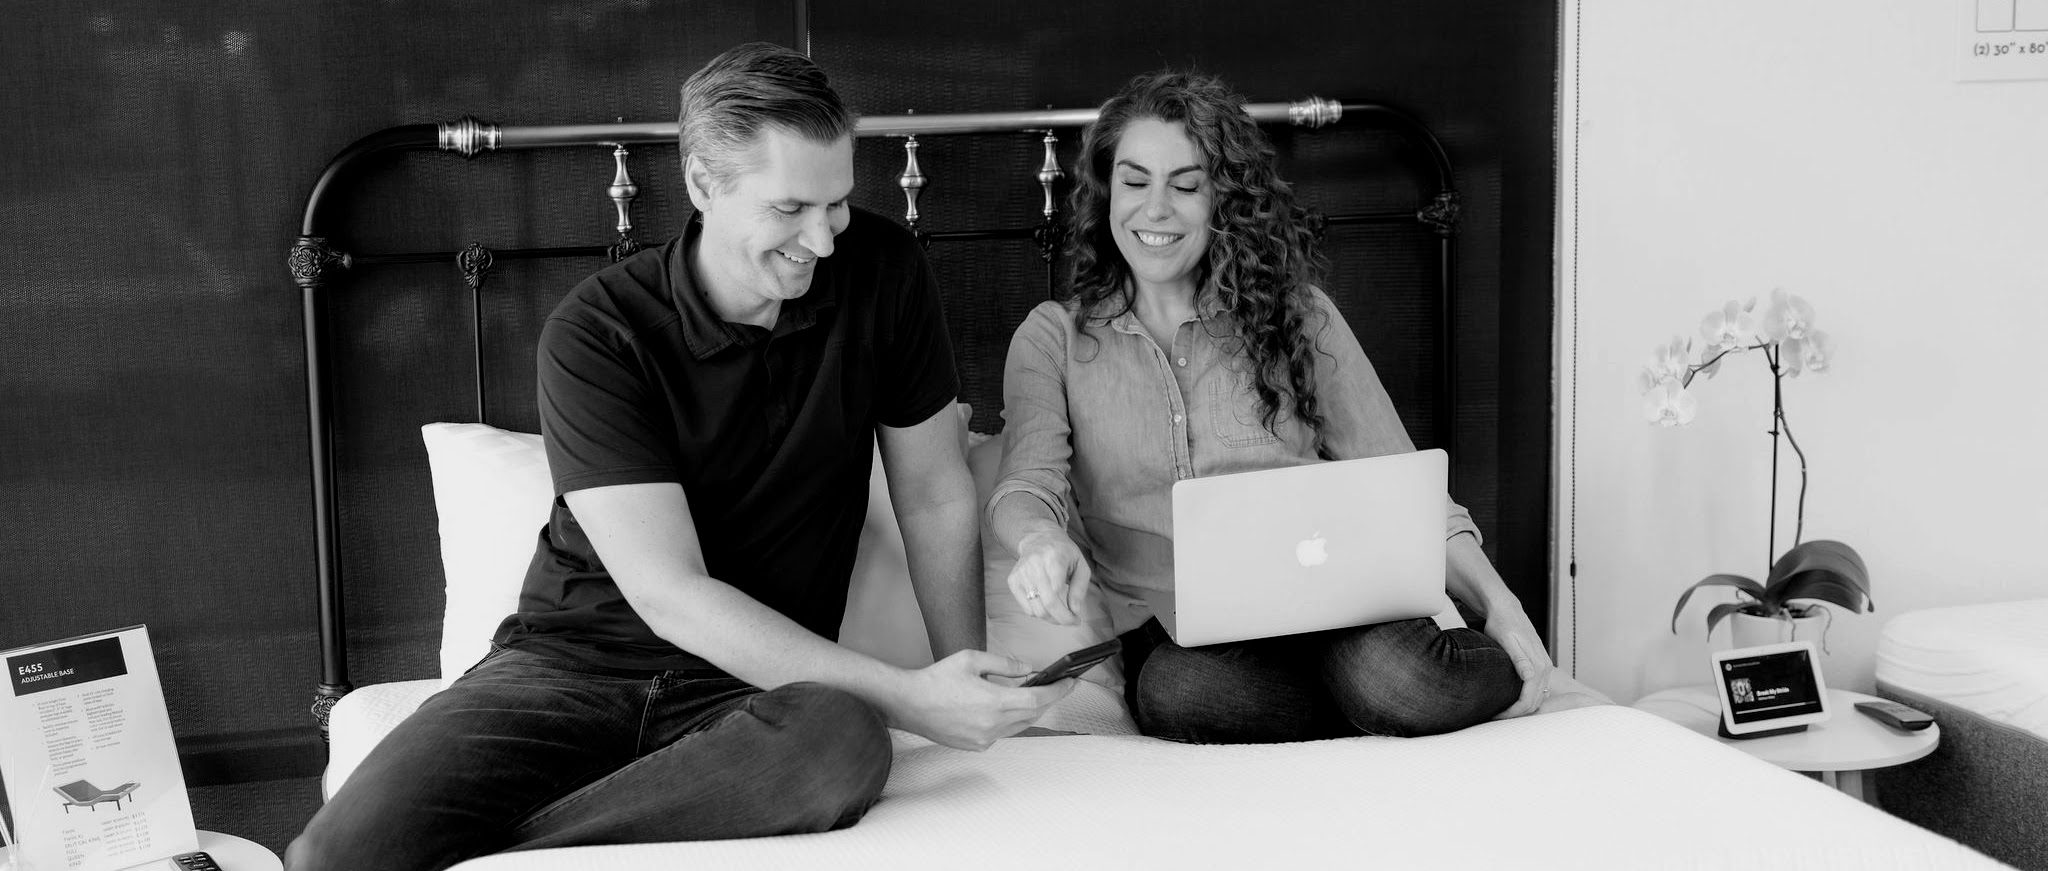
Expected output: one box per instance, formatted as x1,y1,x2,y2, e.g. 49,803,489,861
287,645,892,871
1121,615,1522,743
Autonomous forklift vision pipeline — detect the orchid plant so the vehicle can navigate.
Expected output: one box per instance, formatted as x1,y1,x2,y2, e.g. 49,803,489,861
1650,290,1874,639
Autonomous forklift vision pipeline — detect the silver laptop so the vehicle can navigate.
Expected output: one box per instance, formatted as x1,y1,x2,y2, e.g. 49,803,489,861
1147,449,1452,647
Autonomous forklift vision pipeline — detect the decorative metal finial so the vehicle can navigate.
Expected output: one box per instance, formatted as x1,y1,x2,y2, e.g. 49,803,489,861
437,115,502,158
1417,191,1461,237
1298,207,1330,243
608,144,638,238
457,242,495,292
1037,130,1063,221
1286,97,1343,129
312,684,351,739
1034,130,1065,263
289,235,350,287
899,135,926,227
1033,222,1065,265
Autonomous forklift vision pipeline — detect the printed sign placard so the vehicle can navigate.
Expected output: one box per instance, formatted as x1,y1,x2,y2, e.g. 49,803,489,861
1,626,196,870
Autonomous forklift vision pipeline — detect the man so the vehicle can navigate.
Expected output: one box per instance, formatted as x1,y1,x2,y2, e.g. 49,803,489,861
288,42,1071,870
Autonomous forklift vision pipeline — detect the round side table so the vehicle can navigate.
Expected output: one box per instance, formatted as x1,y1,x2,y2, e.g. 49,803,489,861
1633,685,1939,804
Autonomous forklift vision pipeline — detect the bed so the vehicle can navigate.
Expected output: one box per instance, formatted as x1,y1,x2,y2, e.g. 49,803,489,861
333,687,2004,870
1875,600,2048,869
290,98,2011,869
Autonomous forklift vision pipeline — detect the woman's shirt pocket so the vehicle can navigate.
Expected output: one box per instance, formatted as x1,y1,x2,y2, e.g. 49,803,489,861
1206,371,1284,448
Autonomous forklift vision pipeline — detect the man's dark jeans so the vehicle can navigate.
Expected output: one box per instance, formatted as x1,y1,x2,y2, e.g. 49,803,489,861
288,645,892,871
1122,615,1522,743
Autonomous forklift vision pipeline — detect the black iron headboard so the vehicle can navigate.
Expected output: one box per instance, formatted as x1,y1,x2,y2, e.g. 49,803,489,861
287,99,1460,734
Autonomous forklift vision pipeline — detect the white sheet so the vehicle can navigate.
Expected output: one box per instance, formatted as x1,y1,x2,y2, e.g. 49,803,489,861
383,705,1999,870
1876,598,2048,741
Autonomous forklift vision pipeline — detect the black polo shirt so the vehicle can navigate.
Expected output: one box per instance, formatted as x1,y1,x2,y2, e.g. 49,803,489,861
494,207,959,671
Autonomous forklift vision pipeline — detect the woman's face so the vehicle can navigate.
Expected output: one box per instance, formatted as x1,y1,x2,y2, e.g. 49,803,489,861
1107,117,1213,300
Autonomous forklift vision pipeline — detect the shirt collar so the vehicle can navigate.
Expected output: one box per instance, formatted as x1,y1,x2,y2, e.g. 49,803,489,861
1092,286,1230,335
667,214,839,360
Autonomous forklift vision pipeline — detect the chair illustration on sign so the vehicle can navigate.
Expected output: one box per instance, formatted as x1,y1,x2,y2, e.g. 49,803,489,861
52,779,139,812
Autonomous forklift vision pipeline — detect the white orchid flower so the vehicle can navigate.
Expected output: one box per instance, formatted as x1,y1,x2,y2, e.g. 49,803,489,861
1760,288,1817,342
1783,329,1834,377
1698,298,1759,355
1641,335,1692,392
1643,380,1698,426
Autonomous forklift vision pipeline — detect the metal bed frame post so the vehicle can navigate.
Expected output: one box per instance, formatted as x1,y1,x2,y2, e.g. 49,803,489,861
287,234,352,731
289,99,1458,737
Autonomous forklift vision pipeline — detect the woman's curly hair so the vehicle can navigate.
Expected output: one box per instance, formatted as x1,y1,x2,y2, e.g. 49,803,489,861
1063,70,1333,456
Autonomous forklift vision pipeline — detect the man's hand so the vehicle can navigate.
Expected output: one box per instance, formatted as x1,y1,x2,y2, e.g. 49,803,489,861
1007,531,1094,626
884,650,1074,751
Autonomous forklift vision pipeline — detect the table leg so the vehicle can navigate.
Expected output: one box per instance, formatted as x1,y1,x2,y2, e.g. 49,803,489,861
1835,769,1868,803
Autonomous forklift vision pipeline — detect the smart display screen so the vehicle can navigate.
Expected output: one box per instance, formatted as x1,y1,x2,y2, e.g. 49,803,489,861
1718,648,1823,725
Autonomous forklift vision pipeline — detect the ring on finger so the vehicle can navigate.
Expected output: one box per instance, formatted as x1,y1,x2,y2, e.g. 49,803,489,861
1025,589,1040,600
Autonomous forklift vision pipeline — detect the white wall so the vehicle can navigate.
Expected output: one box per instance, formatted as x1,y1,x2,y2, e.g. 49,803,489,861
1556,1,2048,702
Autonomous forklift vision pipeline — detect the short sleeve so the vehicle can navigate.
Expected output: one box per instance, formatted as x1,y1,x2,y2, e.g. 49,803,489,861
536,315,679,494
872,237,960,428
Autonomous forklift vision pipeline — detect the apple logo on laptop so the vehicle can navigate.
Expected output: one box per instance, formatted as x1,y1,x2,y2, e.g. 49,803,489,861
1295,532,1328,567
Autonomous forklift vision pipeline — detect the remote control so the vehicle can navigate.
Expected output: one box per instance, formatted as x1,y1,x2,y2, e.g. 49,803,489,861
1855,700,1934,731
171,851,222,871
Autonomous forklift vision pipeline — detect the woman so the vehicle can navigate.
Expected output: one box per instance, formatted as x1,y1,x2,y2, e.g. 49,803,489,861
987,71,1602,743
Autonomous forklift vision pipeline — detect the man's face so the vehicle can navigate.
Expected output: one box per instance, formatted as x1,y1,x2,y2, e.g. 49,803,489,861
689,127,855,318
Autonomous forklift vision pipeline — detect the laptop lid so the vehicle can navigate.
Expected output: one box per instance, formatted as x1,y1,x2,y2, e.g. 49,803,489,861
1154,449,1452,647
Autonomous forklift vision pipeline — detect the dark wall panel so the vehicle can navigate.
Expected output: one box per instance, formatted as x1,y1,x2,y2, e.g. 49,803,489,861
0,0,1554,851
0,1,788,849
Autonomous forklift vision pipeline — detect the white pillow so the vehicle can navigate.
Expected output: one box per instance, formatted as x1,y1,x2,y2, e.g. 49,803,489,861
421,423,550,687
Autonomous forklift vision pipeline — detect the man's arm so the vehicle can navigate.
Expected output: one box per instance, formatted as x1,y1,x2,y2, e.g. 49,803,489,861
877,405,984,658
567,482,1067,750
569,483,909,693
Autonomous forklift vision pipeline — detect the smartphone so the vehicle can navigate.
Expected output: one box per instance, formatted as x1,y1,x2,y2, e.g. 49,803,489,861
1019,638,1122,687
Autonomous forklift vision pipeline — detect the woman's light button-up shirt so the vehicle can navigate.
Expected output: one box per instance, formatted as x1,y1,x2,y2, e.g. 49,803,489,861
987,288,1478,608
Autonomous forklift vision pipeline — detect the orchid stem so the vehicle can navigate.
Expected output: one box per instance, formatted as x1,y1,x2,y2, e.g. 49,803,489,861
1778,399,1808,546
1682,350,1728,388
1766,346,1781,575
1680,341,1769,389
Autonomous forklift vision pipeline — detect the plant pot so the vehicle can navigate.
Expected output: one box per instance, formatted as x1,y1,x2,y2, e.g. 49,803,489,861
1726,611,1828,650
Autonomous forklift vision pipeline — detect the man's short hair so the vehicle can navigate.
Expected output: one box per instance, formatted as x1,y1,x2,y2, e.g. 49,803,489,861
678,42,856,187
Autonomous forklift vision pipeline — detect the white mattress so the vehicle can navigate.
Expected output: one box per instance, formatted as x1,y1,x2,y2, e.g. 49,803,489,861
1876,598,2048,741
325,682,2003,870
323,678,438,801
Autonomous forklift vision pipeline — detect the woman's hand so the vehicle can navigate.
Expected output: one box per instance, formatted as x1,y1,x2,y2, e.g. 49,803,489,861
1006,530,1093,625
1440,533,1556,720
1482,603,1555,720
